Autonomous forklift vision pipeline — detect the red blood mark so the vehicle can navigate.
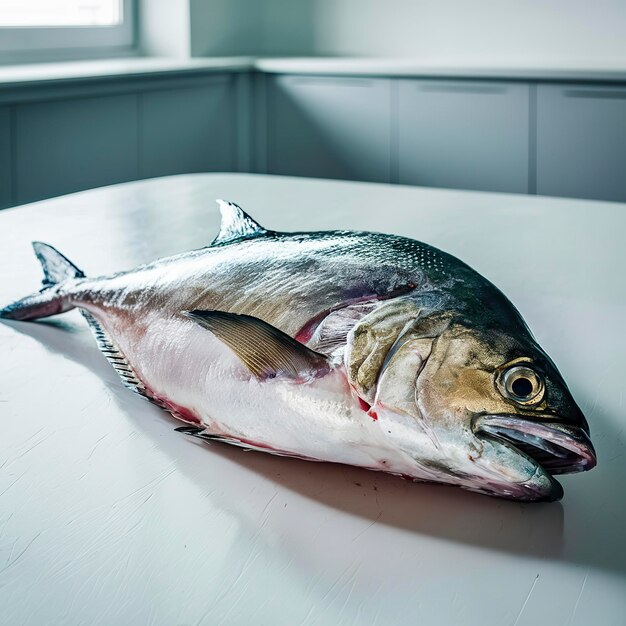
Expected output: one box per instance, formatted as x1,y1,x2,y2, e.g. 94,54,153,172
163,401,202,425
236,437,278,451
144,384,202,425
358,397,371,412
355,396,378,421
225,436,316,462
294,314,323,344
350,385,378,421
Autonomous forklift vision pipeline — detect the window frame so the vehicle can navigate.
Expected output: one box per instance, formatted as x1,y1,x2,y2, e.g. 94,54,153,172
0,1,136,61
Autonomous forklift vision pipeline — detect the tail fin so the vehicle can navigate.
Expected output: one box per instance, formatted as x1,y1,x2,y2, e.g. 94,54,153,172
0,242,84,321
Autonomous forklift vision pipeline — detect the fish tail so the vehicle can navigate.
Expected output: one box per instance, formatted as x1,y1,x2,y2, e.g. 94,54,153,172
0,242,85,320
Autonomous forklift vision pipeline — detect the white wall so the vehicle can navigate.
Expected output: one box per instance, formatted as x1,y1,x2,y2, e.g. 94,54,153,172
258,0,316,56
190,0,263,57
141,0,626,66
138,0,262,58
259,0,626,65
138,0,190,58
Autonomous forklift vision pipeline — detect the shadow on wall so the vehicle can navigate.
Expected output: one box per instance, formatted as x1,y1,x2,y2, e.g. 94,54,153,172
5,316,626,579
189,0,317,57
257,0,318,56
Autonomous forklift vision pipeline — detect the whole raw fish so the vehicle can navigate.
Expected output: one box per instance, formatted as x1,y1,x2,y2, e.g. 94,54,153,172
0,201,596,501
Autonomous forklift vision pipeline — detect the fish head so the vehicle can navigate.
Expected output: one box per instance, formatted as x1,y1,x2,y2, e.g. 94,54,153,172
374,314,596,501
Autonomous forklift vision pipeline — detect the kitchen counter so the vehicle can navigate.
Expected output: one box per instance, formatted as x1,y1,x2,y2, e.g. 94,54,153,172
0,174,625,625
2,56,626,89
255,57,626,82
0,56,252,89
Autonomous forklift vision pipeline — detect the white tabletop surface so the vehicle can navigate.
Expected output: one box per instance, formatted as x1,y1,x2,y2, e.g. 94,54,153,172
0,174,624,625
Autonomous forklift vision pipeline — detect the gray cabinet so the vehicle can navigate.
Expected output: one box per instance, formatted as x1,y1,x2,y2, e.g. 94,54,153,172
537,85,626,202
397,80,530,193
140,77,236,178
6,74,240,208
15,94,138,205
267,75,391,182
0,107,11,209
4,70,626,208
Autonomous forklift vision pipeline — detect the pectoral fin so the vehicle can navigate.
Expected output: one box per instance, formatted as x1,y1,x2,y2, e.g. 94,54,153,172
185,310,330,381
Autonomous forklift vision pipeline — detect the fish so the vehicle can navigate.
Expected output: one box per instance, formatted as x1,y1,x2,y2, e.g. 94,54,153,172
0,200,596,501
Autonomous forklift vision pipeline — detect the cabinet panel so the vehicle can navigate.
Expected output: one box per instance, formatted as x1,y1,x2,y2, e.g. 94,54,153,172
140,78,236,178
15,94,138,205
0,107,11,209
268,76,391,183
397,80,530,193
537,85,626,202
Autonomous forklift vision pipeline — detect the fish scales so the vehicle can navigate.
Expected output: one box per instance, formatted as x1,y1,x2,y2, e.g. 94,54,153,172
81,231,439,329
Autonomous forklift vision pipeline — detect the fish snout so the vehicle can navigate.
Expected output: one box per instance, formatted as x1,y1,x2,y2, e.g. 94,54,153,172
473,413,597,479
567,403,591,436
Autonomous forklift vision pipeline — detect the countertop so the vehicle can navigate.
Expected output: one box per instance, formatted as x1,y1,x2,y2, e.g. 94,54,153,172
0,56,253,88
1,56,626,88
255,57,626,82
0,174,625,625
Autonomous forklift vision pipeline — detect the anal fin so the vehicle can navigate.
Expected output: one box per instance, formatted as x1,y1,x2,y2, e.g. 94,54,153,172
175,426,317,461
81,310,147,397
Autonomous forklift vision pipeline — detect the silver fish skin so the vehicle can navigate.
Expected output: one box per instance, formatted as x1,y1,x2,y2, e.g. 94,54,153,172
0,200,596,501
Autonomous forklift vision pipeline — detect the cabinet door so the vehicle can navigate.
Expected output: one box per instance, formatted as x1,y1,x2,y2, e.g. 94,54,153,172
397,80,530,193
0,107,11,209
537,85,626,202
15,94,138,205
267,76,391,183
140,77,236,178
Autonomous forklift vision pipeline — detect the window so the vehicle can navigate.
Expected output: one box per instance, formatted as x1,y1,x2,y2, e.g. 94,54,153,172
0,1,121,27
0,0,134,59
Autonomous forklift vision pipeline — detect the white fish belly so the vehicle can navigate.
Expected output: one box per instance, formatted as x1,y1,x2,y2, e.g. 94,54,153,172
96,310,418,474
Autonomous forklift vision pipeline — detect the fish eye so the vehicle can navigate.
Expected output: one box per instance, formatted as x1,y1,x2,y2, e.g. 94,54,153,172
497,365,544,405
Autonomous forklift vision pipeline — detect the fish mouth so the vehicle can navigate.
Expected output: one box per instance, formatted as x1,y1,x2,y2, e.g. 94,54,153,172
473,414,597,476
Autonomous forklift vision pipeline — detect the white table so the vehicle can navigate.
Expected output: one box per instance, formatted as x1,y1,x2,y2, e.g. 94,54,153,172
0,174,624,625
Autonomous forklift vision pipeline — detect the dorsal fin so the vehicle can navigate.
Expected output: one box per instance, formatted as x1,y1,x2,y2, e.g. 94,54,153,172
211,200,268,245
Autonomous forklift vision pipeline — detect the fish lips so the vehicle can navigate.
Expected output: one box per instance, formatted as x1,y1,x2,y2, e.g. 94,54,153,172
473,414,597,478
